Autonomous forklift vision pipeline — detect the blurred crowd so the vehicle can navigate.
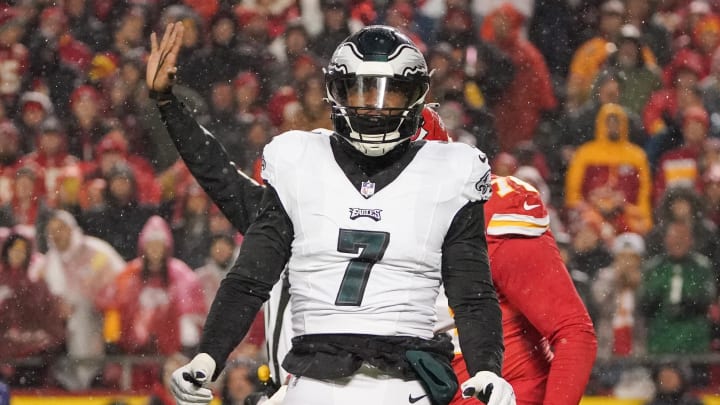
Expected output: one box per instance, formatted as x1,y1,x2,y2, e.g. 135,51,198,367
4,0,720,402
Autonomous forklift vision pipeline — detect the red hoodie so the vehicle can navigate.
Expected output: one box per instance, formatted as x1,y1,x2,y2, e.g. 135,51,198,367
480,4,557,152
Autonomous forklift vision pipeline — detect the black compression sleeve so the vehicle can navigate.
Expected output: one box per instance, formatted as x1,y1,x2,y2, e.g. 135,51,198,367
198,185,293,379
441,201,503,376
156,94,264,233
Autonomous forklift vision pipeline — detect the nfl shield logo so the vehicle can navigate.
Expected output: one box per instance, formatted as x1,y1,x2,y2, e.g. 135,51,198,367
360,180,376,198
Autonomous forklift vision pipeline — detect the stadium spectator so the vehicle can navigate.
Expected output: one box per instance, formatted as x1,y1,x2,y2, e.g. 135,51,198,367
480,3,557,152
0,231,64,387
220,358,260,405
703,163,720,226
83,130,161,204
624,0,673,67
170,180,212,269
561,70,647,149
97,215,205,356
65,85,110,161
194,232,238,310
0,122,23,202
640,220,716,354
232,71,264,125
25,7,84,118
15,92,54,153
701,45,720,136
565,103,653,235
382,1,426,54
604,24,663,116
62,0,110,52
0,6,28,115
0,163,49,229
82,163,158,260
21,117,79,207
31,210,125,390
206,81,242,151
564,212,614,321
592,233,647,359
653,106,710,202
279,74,332,133
196,12,243,92
644,48,705,137
567,0,627,108
309,0,352,64
644,363,703,405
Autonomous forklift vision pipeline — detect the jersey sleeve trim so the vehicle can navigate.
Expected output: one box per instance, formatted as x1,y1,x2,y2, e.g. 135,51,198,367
486,213,549,237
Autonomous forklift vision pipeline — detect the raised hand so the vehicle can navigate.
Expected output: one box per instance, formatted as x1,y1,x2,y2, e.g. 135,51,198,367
147,22,184,93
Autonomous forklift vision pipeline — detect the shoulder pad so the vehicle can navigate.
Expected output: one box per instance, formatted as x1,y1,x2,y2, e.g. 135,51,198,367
456,144,491,202
485,175,549,237
261,130,320,185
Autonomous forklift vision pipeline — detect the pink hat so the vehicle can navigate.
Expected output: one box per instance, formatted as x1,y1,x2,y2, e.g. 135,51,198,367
70,85,101,106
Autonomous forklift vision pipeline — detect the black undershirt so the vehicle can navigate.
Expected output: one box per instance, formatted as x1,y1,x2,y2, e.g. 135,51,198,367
329,134,424,196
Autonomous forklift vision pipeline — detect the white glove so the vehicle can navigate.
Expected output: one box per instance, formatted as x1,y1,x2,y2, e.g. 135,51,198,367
262,385,288,405
170,353,216,405
461,371,516,405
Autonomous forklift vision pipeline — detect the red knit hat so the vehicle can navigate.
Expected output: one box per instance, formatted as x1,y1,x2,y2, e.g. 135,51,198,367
95,131,128,156
234,71,260,91
70,85,101,107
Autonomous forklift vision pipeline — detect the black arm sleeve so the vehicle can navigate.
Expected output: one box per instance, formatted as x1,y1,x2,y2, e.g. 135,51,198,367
198,185,293,379
156,94,264,234
441,201,503,376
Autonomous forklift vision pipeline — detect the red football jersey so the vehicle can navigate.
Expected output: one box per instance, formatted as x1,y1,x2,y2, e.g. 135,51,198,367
450,175,597,405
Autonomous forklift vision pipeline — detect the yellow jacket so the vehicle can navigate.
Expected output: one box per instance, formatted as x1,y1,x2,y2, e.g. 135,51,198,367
565,103,653,232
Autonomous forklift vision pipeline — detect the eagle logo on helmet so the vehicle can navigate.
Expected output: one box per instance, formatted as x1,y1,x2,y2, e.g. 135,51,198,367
327,42,428,78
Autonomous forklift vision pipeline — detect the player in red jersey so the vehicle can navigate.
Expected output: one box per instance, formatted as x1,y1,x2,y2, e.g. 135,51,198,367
439,174,597,405
418,109,597,405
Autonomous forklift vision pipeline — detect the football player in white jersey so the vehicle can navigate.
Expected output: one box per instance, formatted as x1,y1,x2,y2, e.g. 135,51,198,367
148,22,515,405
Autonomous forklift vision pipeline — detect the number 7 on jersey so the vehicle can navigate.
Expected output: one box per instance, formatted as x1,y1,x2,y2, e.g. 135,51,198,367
335,229,390,306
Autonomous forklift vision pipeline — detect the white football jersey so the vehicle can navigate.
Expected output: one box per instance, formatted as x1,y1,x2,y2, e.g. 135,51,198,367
262,130,491,339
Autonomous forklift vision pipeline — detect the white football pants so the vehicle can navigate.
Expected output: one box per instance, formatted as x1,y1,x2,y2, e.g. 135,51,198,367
282,363,432,405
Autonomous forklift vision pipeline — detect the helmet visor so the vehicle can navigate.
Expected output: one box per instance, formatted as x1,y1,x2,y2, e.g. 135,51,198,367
328,76,426,109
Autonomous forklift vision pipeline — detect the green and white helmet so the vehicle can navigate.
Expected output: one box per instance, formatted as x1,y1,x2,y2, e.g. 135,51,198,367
325,25,430,156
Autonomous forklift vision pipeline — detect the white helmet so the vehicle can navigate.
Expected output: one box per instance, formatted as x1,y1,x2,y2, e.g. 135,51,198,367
325,25,430,156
